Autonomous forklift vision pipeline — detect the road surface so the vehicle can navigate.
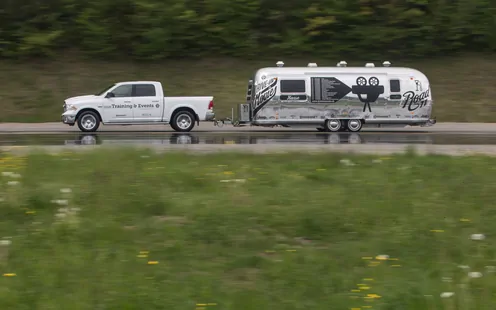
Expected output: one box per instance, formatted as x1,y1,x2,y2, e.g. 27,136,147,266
0,122,496,134
1,122,496,156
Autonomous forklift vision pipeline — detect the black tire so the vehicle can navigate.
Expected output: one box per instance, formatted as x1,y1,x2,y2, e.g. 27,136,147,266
171,110,195,132
77,111,100,132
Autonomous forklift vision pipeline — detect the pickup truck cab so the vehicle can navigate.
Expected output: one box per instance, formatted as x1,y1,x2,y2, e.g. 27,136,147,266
61,81,214,132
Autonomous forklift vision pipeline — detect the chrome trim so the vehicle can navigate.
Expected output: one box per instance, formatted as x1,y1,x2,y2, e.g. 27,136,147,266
61,115,76,125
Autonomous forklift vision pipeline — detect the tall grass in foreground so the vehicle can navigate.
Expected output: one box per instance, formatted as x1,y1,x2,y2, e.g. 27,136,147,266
1,148,496,309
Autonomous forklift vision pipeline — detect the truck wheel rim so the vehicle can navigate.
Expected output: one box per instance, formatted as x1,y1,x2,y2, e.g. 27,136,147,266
177,114,192,129
81,115,96,130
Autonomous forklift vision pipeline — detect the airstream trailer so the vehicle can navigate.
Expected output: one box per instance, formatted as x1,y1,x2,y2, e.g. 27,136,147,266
221,61,436,132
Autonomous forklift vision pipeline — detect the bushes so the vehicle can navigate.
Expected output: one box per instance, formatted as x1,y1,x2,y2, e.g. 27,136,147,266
0,0,494,60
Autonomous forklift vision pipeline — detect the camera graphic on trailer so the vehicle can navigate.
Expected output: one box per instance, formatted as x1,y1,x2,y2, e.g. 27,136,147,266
351,76,384,112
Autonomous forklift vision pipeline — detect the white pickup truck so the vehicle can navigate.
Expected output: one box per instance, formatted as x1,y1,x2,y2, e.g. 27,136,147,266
61,81,215,132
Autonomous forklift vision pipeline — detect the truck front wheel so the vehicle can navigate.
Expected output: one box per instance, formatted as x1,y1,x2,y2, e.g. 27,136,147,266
171,110,195,132
77,111,100,132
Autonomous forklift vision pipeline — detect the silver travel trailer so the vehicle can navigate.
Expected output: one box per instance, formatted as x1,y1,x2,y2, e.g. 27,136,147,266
218,60,436,132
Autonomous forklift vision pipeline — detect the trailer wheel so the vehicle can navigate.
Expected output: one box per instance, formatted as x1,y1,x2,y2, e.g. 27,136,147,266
347,119,363,132
325,119,342,132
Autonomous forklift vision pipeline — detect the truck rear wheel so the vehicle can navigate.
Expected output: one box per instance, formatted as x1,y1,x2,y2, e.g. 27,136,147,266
171,110,195,132
77,111,100,132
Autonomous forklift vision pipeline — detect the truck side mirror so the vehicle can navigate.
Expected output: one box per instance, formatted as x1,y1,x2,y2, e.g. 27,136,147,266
105,92,115,98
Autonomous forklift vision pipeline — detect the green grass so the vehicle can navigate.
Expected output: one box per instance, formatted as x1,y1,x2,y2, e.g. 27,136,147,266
1,148,496,309
0,53,495,123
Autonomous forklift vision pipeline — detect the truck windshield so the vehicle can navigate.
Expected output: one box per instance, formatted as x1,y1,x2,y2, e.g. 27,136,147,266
95,83,115,96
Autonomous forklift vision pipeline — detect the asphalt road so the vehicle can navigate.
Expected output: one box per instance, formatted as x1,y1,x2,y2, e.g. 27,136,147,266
1,122,496,134
1,122,496,156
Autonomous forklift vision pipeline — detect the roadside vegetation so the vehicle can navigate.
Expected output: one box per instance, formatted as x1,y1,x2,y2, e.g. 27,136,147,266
1,148,496,309
0,54,495,123
1,0,495,123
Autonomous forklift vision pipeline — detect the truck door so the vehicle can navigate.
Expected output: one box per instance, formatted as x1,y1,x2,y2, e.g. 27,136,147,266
132,83,162,122
102,84,134,122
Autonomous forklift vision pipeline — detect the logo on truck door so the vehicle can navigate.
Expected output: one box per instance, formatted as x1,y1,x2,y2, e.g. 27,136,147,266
253,77,278,116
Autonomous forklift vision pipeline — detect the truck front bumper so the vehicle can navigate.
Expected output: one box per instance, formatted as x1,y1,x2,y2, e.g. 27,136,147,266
61,113,76,125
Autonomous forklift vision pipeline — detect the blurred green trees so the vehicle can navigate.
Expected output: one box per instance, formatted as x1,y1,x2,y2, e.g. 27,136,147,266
0,0,494,59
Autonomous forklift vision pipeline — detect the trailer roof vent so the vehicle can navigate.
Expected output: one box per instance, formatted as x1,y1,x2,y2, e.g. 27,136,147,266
338,61,347,67
307,63,317,67
276,61,284,67
365,62,375,67
383,61,391,67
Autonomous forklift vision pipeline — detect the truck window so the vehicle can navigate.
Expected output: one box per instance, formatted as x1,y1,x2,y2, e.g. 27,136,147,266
112,85,132,97
134,84,156,97
280,80,306,93
390,79,400,92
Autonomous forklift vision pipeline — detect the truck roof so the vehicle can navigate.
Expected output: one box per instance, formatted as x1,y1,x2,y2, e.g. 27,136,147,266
116,81,160,84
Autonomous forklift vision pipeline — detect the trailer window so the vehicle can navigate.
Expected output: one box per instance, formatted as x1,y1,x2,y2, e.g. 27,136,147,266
280,80,306,93
390,79,400,92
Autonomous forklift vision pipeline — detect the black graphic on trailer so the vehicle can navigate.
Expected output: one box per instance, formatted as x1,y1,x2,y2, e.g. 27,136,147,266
280,94,307,101
252,77,278,117
311,77,352,103
402,88,430,111
351,76,384,112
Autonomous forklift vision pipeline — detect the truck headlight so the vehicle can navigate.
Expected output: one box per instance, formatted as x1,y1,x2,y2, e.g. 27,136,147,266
66,104,77,111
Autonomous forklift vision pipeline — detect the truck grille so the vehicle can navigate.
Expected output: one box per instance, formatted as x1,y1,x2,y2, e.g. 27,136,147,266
63,103,67,112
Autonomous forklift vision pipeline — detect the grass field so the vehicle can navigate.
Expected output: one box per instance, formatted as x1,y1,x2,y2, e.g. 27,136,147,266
0,53,495,123
1,148,496,309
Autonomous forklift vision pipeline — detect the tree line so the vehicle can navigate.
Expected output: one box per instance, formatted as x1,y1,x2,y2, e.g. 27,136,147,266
0,0,494,60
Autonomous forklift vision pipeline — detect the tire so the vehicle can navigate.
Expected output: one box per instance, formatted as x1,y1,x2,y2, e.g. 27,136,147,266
325,119,342,132
347,119,363,132
77,111,100,132
171,110,195,132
